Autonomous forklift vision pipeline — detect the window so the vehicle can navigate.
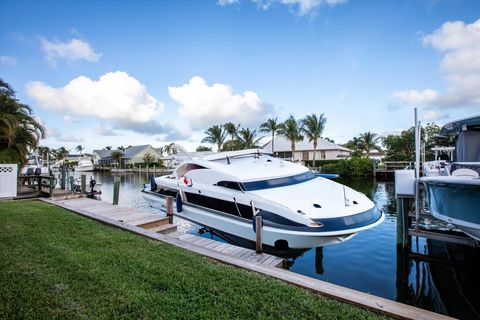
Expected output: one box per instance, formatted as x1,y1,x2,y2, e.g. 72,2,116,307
216,181,244,191
242,171,316,191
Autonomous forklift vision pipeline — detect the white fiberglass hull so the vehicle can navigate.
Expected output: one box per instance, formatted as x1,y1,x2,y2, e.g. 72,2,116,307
143,191,384,248
422,176,480,241
75,165,95,172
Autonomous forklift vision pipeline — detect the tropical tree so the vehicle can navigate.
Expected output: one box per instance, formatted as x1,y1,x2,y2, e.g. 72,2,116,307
76,145,85,156
111,150,124,167
236,128,263,149
277,115,303,161
224,122,240,141
37,146,51,164
117,146,126,151
142,152,155,167
163,142,175,155
259,117,281,154
104,146,112,150
0,79,45,164
358,132,382,157
201,125,227,151
196,145,212,152
300,113,327,168
344,136,363,157
55,147,69,161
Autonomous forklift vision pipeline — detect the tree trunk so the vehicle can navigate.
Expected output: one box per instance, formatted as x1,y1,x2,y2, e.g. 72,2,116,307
313,140,317,169
291,141,295,161
271,133,275,154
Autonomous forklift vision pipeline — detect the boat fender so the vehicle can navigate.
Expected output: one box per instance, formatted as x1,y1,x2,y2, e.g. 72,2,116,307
176,193,183,213
150,175,157,191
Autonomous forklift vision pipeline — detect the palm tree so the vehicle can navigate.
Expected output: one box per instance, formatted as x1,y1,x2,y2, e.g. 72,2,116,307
76,145,85,156
104,146,112,150
55,147,69,161
300,113,327,168
224,122,241,151
236,128,263,149
163,143,175,155
277,115,303,161
259,117,281,154
37,146,51,164
117,146,126,151
0,79,45,165
201,125,227,151
358,132,382,157
111,150,124,168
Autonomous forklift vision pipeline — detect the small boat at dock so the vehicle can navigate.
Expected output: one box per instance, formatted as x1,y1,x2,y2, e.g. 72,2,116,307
421,115,480,241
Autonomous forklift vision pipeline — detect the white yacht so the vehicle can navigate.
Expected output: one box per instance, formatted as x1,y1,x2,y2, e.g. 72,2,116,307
144,149,384,249
74,159,94,172
422,147,455,177
421,115,480,240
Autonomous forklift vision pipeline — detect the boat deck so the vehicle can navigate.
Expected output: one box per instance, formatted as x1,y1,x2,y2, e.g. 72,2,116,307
43,197,285,268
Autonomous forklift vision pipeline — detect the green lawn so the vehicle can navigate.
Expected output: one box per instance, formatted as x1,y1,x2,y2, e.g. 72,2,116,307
0,200,386,319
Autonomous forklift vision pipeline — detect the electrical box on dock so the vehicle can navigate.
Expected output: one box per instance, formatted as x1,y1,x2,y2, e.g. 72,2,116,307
395,169,415,197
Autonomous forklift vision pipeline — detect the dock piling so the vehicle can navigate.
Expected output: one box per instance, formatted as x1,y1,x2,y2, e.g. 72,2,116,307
166,196,173,223
61,165,66,190
113,176,120,205
81,174,86,195
255,215,263,253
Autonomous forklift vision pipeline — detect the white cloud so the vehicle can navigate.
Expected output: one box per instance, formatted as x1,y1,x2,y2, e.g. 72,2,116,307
218,0,239,6
63,115,79,124
420,110,450,122
39,36,101,66
95,124,119,136
393,19,480,109
26,71,164,128
169,76,272,130
252,0,347,15
0,55,17,66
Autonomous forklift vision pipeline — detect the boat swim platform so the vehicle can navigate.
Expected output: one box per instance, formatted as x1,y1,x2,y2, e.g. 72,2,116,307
40,197,453,320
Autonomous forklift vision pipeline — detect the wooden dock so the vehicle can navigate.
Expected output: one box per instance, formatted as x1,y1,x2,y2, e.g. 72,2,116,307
168,231,284,268
44,197,284,268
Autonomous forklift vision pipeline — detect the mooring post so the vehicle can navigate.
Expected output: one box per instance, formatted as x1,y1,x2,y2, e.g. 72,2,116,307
81,174,86,195
61,165,66,190
166,196,174,224
256,215,263,253
113,176,120,205
49,175,54,197
69,176,75,193
396,197,412,249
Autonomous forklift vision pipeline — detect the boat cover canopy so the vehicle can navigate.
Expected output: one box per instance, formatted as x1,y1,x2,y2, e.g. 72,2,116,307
455,131,480,162
440,115,480,136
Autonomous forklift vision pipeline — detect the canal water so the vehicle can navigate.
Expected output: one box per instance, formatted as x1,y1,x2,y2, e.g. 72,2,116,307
87,172,479,319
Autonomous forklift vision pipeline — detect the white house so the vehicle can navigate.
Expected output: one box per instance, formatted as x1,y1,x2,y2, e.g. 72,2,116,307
263,136,351,162
123,145,162,165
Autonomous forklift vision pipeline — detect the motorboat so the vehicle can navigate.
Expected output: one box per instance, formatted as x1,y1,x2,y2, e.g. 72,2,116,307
21,154,51,176
74,159,94,172
422,147,455,177
421,115,480,241
143,149,384,249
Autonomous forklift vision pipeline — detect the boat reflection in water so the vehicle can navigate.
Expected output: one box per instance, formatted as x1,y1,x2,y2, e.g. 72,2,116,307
397,240,480,319
202,227,479,319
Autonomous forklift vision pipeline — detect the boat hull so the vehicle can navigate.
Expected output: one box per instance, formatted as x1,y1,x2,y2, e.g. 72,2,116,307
143,191,384,248
422,178,480,240
75,165,95,172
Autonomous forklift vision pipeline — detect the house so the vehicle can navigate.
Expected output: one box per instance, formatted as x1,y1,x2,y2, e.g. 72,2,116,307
92,149,115,165
263,136,351,162
123,145,162,165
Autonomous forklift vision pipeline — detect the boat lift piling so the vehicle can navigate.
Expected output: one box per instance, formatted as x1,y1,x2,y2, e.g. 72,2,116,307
255,215,263,253
113,176,120,205
166,196,174,224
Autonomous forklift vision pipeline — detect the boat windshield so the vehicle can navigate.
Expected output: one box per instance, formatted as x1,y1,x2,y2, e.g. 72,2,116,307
242,171,316,191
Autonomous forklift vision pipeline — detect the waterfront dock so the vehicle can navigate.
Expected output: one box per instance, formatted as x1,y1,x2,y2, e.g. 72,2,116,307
42,197,285,268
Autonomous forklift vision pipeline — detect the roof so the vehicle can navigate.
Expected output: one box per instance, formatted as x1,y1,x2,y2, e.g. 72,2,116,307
263,136,351,152
93,149,114,158
123,145,156,159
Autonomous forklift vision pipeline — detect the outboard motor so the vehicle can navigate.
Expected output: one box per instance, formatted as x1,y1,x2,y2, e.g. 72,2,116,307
26,167,34,176
89,178,96,194
34,167,42,175
150,175,157,191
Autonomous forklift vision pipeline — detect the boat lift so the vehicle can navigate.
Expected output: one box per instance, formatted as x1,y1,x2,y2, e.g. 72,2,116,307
394,108,479,249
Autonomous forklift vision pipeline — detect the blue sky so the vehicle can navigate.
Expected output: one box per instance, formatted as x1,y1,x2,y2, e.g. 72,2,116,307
1,0,479,152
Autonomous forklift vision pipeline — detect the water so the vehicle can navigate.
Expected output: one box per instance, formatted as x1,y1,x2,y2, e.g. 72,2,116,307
87,172,480,319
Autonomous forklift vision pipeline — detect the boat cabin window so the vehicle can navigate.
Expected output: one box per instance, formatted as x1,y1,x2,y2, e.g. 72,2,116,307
242,171,316,191
216,181,244,191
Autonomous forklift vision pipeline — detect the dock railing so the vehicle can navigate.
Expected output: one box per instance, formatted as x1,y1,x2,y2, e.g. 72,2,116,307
375,161,413,172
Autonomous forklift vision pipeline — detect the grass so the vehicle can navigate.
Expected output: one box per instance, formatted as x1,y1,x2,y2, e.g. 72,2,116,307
0,200,386,319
